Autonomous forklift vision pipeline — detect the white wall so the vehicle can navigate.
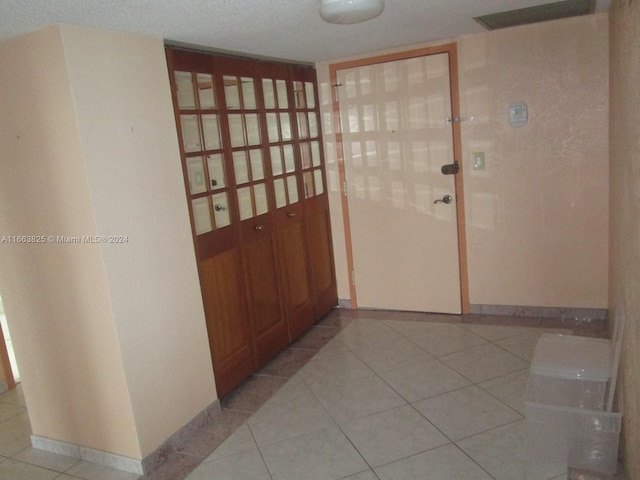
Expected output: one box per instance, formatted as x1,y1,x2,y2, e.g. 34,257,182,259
317,14,609,310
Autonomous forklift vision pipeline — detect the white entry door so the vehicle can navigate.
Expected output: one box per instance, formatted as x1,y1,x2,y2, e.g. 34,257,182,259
337,52,462,313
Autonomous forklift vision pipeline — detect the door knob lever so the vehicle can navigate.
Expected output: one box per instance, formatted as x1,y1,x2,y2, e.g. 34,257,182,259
434,195,453,205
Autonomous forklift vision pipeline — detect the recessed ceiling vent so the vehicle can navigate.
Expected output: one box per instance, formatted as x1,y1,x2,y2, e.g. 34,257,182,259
475,0,595,30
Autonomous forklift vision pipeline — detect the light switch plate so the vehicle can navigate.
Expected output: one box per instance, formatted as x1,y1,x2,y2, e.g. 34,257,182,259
473,152,485,170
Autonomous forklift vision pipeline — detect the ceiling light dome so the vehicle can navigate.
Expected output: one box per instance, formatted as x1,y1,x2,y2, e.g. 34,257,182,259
319,0,385,24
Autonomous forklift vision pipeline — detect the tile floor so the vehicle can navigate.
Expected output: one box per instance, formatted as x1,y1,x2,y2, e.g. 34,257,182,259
0,309,625,480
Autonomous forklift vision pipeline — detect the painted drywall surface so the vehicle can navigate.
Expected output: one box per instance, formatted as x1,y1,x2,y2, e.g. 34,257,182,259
609,0,640,477
59,25,216,456
317,14,609,309
0,27,141,458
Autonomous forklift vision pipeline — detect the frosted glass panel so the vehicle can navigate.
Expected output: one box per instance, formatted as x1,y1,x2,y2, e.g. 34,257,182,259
192,197,213,234
287,175,299,203
233,151,249,184
276,79,288,108
274,178,286,208
266,113,279,143
197,73,215,109
202,114,221,150
245,114,261,146
241,77,257,109
309,112,318,138
212,192,231,228
297,112,308,139
270,146,283,176
305,82,316,108
224,76,241,109
280,113,292,141
175,72,196,109
249,149,264,181
314,169,324,195
254,183,268,216
300,142,311,169
311,141,321,167
283,144,295,173
294,81,305,109
304,171,315,198
180,115,201,152
237,187,253,220
228,114,245,147
207,154,225,189
187,156,206,194
263,79,276,108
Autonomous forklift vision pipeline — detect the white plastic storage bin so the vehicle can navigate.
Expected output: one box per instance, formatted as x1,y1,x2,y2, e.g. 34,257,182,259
529,334,611,410
525,375,622,475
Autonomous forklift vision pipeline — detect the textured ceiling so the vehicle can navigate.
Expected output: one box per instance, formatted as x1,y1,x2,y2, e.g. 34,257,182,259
0,0,610,64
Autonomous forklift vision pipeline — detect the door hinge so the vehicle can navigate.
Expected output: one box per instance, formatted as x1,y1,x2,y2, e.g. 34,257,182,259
333,83,342,102
351,270,356,285
343,181,348,197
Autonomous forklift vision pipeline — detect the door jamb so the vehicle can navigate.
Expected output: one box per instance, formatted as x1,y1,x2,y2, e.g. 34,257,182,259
328,42,470,313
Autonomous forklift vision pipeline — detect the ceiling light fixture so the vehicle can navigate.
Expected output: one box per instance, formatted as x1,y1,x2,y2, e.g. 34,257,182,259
319,0,385,24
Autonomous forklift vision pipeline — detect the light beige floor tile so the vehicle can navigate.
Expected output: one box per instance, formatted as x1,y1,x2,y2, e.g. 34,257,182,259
495,330,546,361
12,446,79,472
260,425,368,480
463,324,540,341
345,335,433,374
65,460,141,480
479,368,530,414
457,420,565,480
338,319,402,346
298,342,372,385
306,371,406,424
386,321,487,357
186,448,270,480
379,358,471,403
375,444,492,480
204,423,256,461
0,384,26,408
341,404,448,467
339,470,379,480
440,343,529,383
0,412,32,457
247,375,334,446
414,385,522,440
0,458,59,480
0,403,25,423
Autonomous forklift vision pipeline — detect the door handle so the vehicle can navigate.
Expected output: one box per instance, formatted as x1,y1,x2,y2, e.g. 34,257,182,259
434,195,453,205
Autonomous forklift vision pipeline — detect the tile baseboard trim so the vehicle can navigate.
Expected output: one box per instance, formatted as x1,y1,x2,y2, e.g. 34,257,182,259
338,298,352,309
469,303,607,321
31,399,221,475
141,398,221,474
31,435,143,474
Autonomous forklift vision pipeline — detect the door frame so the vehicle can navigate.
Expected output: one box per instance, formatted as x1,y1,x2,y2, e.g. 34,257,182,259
329,42,469,313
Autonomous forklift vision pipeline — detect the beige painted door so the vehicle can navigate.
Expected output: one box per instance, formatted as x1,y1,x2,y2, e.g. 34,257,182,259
337,52,461,313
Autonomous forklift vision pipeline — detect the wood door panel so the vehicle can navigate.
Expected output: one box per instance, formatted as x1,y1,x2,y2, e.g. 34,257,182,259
199,249,254,394
242,231,289,366
306,206,338,316
278,220,315,339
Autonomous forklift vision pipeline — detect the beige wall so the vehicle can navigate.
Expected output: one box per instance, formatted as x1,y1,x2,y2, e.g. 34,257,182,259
318,14,609,310
0,25,216,460
608,0,640,477
0,26,141,457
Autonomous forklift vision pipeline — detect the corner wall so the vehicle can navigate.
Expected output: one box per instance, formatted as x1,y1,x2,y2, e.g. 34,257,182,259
0,25,217,462
317,14,609,310
608,0,640,476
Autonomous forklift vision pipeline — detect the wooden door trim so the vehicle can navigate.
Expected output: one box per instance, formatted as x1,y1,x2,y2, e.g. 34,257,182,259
328,42,470,313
